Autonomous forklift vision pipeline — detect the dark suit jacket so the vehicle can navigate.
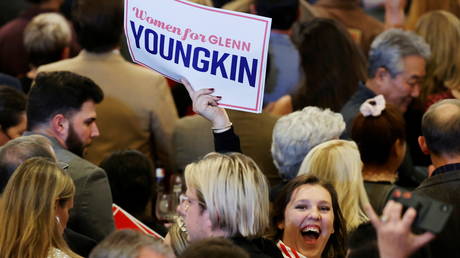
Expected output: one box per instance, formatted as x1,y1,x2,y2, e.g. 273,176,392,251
413,169,460,257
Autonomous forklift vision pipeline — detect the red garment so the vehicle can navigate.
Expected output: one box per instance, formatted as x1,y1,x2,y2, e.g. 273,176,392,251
424,90,455,110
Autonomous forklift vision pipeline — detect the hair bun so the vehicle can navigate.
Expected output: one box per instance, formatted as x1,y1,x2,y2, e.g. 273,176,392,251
359,95,386,117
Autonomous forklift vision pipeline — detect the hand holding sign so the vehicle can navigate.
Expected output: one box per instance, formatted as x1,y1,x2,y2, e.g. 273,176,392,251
181,78,231,130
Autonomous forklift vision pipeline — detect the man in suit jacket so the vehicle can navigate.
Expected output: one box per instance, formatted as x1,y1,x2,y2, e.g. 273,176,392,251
25,71,114,242
413,99,460,256
38,0,178,169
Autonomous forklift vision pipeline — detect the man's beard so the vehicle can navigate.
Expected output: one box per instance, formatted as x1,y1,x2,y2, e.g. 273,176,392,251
65,124,85,157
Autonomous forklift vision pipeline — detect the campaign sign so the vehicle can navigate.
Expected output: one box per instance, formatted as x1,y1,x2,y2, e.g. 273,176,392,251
112,204,163,239
124,0,271,113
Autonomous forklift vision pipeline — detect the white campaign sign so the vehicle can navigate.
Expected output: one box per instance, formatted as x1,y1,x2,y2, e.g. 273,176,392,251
124,0,271,113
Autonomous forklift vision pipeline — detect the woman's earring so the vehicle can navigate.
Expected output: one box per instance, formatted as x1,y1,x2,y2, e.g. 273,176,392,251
56,216,61,225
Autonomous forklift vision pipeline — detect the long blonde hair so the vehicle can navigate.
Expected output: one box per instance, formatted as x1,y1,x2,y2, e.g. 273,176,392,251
415,10,460,101
406,0,460,30
298,140,369,232
0,157,79,258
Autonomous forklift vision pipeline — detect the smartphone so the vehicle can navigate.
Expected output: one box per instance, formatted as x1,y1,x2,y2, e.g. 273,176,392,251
390,188,453,234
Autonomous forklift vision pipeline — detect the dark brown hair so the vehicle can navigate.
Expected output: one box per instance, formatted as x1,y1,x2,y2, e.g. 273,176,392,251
271,175,347,258
351,104,406,166
291,18,367,112
72,0,123,52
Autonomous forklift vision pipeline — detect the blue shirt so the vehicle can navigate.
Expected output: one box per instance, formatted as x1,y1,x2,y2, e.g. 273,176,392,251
263,32,301,105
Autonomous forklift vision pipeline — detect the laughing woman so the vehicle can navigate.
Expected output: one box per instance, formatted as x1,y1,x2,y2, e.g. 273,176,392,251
271,175,347,258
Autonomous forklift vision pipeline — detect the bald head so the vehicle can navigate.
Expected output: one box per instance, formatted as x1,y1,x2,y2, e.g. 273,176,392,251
0,135,56,193
422,99,460,157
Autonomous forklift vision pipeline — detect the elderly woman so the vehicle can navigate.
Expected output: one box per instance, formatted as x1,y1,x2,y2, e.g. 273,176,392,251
0,157,80,258
298,140,369,232
271,106,345,182
271,175,347,258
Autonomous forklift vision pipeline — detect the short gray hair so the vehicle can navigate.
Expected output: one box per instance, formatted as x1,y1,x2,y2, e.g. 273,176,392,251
0,135,56,193
23,13,71,67
422,99,460,156
89,229,174,258
368,29,431,78
271,106,345,180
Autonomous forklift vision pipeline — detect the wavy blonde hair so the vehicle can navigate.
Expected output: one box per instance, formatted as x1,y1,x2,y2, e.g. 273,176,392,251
406,0,460,30
0,157,79,258
185,152,269,238
298,140,369,232
416,10,460,101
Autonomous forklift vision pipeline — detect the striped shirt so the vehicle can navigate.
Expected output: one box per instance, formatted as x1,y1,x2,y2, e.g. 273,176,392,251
276,240,308,258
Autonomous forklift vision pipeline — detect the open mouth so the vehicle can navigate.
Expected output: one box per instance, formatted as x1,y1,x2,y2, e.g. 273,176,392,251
301,226,321,241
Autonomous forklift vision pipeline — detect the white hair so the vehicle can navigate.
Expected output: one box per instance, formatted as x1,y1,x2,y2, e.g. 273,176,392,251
271,106,345,180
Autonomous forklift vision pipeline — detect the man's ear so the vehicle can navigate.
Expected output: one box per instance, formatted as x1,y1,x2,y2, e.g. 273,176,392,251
418,136,430,155
51,114,69,138
277,220,285,230
375,67,388,82
61,47,70,60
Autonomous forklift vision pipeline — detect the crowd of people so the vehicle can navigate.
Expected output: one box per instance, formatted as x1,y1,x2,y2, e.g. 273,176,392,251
1,0,460,257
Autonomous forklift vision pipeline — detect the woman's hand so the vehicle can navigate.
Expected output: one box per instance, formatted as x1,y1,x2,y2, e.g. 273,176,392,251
365,200,435,258
384,0,406,29
181,78,231,130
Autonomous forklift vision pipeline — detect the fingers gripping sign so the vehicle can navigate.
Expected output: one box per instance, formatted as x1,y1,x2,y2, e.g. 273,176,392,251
181,78,231,131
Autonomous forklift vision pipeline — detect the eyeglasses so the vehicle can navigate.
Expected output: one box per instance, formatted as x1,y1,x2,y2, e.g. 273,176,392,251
179,194,206,211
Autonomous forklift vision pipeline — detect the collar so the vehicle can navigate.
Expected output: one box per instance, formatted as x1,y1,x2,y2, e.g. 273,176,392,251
78,49,124,62
359,81,376,96
316,0,359,9
21,131,70,169
432,163,460,177
277,240,307,258
22,131,61,148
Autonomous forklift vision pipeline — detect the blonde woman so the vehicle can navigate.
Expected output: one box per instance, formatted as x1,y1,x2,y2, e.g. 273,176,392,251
385,0,460,30
298,140,369,232
406,0,460,30
415,10,460,108
177,152,283,257
0,157,80,258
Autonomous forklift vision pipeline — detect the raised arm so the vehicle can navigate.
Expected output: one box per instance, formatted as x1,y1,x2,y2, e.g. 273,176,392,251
181,79,241,153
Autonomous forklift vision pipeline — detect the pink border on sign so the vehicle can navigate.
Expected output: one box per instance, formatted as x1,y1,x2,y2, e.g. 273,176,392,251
124,0,270,112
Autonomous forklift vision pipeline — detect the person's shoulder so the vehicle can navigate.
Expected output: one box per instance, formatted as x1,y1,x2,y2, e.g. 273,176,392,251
47,247,71,258
37,57,78,73
55,148,104,176
119,58,165,79
415,170,460,192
